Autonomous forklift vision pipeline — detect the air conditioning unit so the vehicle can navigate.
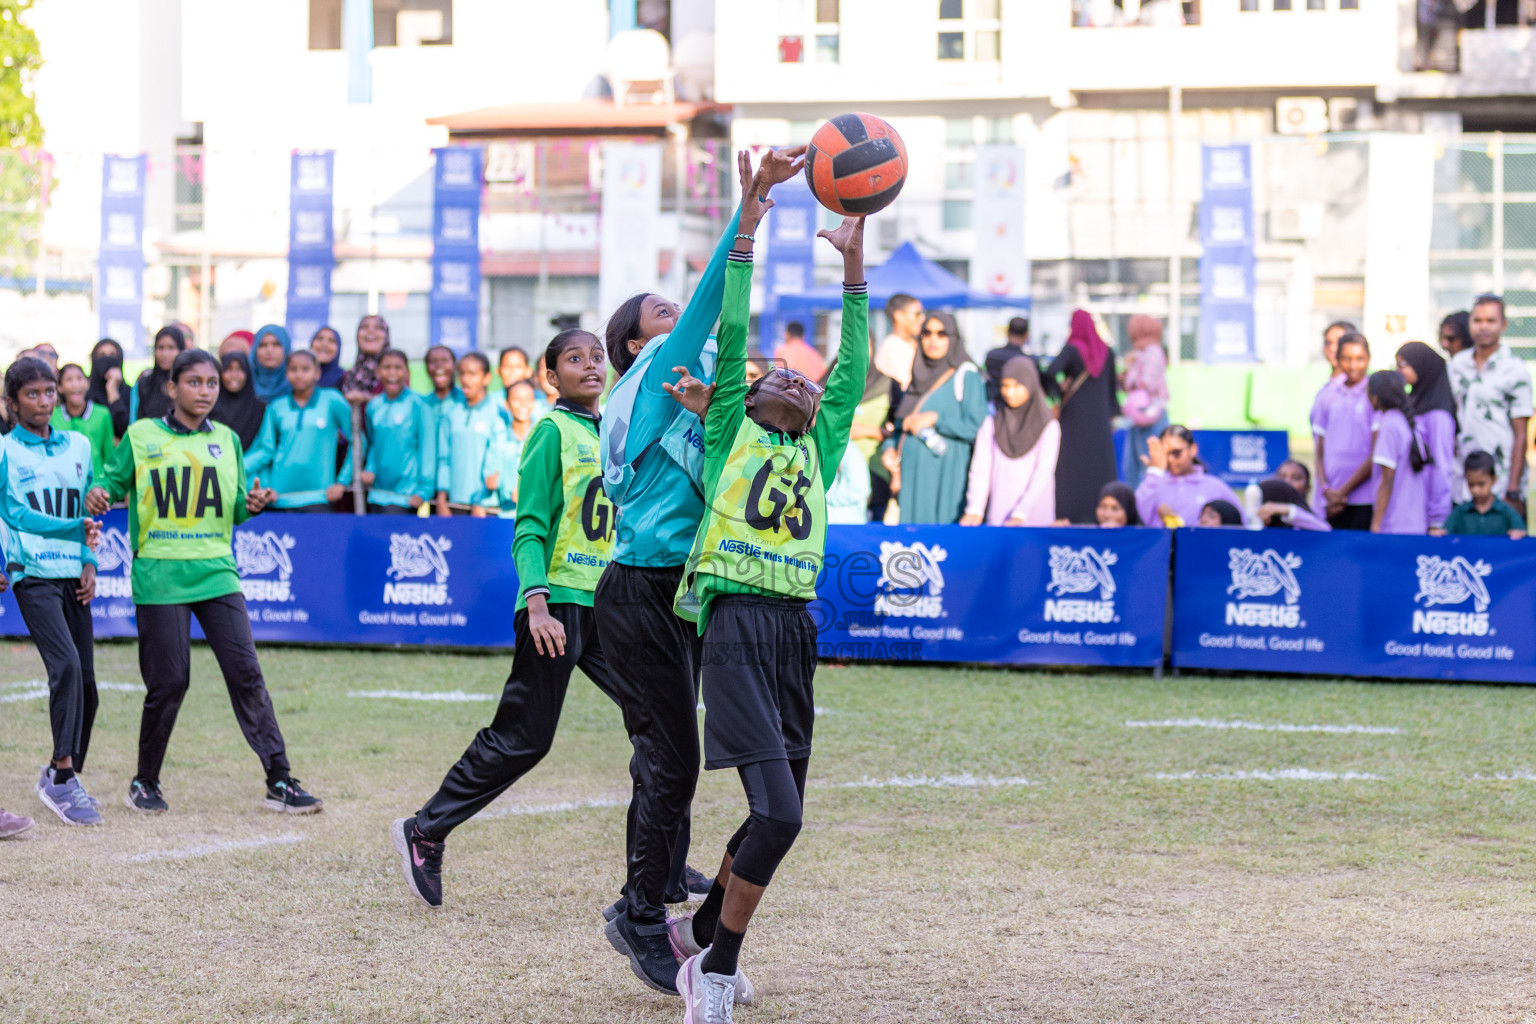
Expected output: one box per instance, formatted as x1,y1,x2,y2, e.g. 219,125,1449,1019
1270,200,1325,241
1329,98,1361,133
1276,96,1329,136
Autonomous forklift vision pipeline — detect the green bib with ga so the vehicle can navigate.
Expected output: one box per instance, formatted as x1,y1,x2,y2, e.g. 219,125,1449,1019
545,410,615,591
684,416,827,606
129,421,242,560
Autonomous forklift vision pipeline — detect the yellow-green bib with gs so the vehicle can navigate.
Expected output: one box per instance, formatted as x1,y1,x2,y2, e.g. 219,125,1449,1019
128,421,242,560
544,410,615,592
687,416,827,604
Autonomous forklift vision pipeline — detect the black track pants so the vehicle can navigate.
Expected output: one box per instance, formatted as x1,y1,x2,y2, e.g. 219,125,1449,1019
593,561,703,924
134,592,290,783
414,603,624,841
13,577,97,769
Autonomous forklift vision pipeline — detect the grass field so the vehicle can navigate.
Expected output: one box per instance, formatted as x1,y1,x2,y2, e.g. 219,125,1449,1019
3,642,1536,1023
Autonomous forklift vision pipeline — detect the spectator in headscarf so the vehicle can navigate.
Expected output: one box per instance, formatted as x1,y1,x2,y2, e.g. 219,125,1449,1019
210,351,266,451
961,356,1059,526
1397,340,1457,530
1198,500,1244,527
309,326,346,390
1119,313,1169,489
87,338,130,438
251,325,293,403
342,314,389,402
1255,477,1331,531
1094,482,1141,527
881,311,987,524
129,325,187,422
219,330,255,358
1046,309,1119,523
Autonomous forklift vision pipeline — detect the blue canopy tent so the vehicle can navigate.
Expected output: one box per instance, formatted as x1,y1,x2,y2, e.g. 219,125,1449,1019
774,242,1031,313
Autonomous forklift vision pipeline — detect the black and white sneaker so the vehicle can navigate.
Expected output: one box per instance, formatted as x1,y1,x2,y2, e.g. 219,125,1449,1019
605,912,682,995
685,864,714,899
264,777,323,814
125,777,169,814
602,895,629,923
391,816,444,908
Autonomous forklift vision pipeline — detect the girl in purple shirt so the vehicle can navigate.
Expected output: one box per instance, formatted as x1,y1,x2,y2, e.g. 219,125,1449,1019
1369,370,1433,535
1133,424,1244,527
1396,341,1457,531
1317,333,1377,530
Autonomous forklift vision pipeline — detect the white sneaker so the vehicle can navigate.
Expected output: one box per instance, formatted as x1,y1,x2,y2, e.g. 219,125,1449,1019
668,918,755,1004
678,953,737,1024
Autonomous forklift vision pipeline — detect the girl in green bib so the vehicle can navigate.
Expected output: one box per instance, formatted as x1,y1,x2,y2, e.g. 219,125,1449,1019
86,349,323,817
673,208,870,1023
392,328,627,909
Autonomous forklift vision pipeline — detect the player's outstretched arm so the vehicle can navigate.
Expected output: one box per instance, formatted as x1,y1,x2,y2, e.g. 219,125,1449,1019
811,215,869,483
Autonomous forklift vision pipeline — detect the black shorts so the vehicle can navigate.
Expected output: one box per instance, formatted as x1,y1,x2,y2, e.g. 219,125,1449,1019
700,594,817,771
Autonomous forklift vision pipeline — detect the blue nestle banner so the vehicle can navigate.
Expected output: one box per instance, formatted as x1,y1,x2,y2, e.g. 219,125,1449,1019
1198,144,1256,364
1116,428,1290,486
286,151,336,346
1171,528,1536,684
430,146,484,351
0,511,521,648
98,154,147,355
760,177,818,356
812,525,1169,667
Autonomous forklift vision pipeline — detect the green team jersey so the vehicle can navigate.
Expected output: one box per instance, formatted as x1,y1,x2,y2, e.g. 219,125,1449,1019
677,253,869,632
511,403,615,613
50,401,116,480
98,415,256,604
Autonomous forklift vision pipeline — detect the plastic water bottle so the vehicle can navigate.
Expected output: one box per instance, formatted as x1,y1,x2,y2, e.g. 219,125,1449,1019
918,427,948,456
1243,481,1263,530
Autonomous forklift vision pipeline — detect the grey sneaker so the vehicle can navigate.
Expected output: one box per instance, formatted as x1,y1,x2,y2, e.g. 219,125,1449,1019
678,953,737,1023
0,807,34,838
37,767,103,826
668,917,755,1005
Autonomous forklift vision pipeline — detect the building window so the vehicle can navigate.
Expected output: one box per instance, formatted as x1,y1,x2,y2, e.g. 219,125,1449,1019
814,33,840,62
778,35,805,62
1240,0,1259,10
937,31,965,59
937,0,1002,62
942,199,972,230
939,0,963,17
1273,0,1292,9
944,161,973,190
1307,0,1325,8
174,126,204,233
309,0,452,49
946,117,975,147
985,115,1013,144
816,0,840,20
1340,0,1358,7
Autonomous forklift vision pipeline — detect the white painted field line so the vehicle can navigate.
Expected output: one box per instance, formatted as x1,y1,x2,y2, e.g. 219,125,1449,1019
478,796,627,819
120,833,306,863
349,689,497,703
698,702,834,716
1471,772,1536,782
1126,718,1399,736
823,773,1034,790
1,680,141,703
1153,769,1384,782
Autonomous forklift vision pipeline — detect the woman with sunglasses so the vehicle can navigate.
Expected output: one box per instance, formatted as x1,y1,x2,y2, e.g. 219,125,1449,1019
880,311,987,523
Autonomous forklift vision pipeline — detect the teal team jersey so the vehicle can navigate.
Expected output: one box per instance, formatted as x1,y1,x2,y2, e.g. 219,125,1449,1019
341,389,435,508
493,424,533,518
245,389,353,508
435,393,510,507
599,205,742,568
0,426,97,581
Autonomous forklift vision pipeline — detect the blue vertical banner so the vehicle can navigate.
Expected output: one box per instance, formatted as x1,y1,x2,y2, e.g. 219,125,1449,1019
1198,143,1257,363
760,176,818,357
285,151,335,346
430,146,484,351
97,154,146,355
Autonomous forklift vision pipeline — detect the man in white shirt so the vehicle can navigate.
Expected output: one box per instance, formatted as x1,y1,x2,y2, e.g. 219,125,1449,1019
873,293,924,392
1450,295,1533,514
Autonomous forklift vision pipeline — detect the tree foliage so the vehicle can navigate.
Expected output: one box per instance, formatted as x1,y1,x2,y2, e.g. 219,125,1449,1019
0,0,44,276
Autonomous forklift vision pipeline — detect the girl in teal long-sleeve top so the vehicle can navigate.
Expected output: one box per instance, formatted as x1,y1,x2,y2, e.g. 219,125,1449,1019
434,352,510,516
341,349,434,513
245,350,353,511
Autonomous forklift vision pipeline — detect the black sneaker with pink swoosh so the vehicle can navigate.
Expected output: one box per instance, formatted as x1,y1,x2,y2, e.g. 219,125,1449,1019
392,816,444,908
